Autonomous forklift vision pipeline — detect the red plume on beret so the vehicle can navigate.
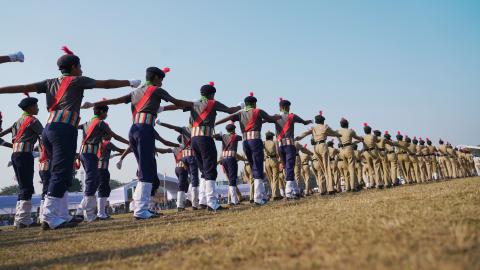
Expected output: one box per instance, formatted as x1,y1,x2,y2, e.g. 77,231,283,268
426,137,430,141
363,122,368,127
162,67,170,73
249,92,254,97
341,117,346,121
319,110,323,116
419,137,422,140
279,97,283,102
61,46,74,55
23,92,30,97
102,97,107,101
209,81,215,86
304,144,307,148
414,136,417,140
385,131,389,135
397,131,401,135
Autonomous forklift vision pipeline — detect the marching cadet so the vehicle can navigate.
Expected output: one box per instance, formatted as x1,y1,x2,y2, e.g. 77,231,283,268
396,132,412,184
278,163,286,197
0,51,24,64
405,136,420,183
214,123,242,206
437,139,453,179
294,142,305,196
237,153,254,203
373,130,391,187
271,98,312,200
361,123,383,189
426,138,440,180
418,138,430,182
383,131,400,186
264,131,282,200
82,67,192,219
336,118,363,192
446,143,459,179
157,121,200,209
352,144,365,188
96,134,125,220
0,46,141,229
299,144,315,196
157,82,242,211
327,140,342,192
0,112,13,149
215,92,277,205
0,96,42,229
76,105,129,222
295,111,341,195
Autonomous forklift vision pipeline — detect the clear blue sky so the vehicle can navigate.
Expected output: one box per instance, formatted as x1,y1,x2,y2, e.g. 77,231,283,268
0,0,479,191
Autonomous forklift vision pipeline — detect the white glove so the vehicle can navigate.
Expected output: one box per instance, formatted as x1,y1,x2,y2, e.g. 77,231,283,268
116,160,123,170
81,102,95,109
237,102,245,109
155,119,161,125
157,106,165,113
129,80,141,88
8,51,24,62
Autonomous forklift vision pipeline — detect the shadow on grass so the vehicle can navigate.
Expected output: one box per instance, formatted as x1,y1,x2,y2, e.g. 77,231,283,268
0,233,218,270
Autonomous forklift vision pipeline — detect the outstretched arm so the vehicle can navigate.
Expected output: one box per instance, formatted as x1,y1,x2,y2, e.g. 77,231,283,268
82,95,130,109
154,130,179,147
0,52,23,64
156,148,173,154
215,114,237,126
105,126,129,144
294,115,313,125
0,127,12,137
94,80,132,89
158,122,183,133
0,83,38,94
295,129,312,141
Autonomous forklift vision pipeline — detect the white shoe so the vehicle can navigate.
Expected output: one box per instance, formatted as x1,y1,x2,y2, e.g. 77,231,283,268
59,192,73,223
254,179,266,205
133,182,154,219
177,191,186,209
14,200,33,226
205,180,220,210
285,181,297,199
191,186,199,208
97,197,108,219
229,186,239,205
42,195,67,229
199,178,207,206
80,196,97,222
38,200,45,223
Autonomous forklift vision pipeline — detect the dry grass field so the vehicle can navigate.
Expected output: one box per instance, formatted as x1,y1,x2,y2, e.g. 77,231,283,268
1,177,479,270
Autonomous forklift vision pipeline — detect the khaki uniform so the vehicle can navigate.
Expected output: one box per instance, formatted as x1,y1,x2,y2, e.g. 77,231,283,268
376,137,391,186
396,140,412,183
264,140,281,199
297,124,340,193
337,128,362,190
362,134,383,188
328,146,341,191
438,145,453,178
427,145,439,180
384,140,399,185
446,146,458,178
417,144,428,182
237,154,254,201
407,143,421,183
354,149,364,187
311,155,321,191
299,147,314,195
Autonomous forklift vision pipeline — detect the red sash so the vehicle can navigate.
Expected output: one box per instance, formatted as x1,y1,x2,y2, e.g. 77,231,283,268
175,149,183,163
97,140,110,159
49,76,75,112
81,118,101,146
223,134,237,151
13,116,35,144
277,113,294,141
192,100,216,127
132,86,157,116
244,108,260,132
40,145,48,162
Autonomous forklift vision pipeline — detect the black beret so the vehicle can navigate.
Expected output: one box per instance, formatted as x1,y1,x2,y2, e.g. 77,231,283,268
279,99,291,107
146,67,166,79
226,123,236,132
200,83,216,96
244,96,257,104
373,130,381,136
18,97,38,110
315,114,325,124
57,54,80,70
384,133,391,140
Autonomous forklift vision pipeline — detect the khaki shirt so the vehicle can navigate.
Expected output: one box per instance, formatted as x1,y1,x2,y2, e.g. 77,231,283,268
298,124,339,142
363,134,378,149
264,140,278,158
337,128,361,145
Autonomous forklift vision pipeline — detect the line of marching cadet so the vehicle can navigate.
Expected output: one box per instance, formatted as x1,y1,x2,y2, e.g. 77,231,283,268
0,49,478,231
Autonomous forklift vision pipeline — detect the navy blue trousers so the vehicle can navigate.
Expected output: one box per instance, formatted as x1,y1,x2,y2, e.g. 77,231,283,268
152,163,159,196
279,145,296,182
39,170,51,200
191,136,218,180
11,152,34,201
42,123,77,198
97,169,111,197
129,124,156,183
81,153,99,196
221,157,238,186
184,156,199,187
243,139,265,179
175,167,189,192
